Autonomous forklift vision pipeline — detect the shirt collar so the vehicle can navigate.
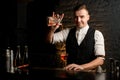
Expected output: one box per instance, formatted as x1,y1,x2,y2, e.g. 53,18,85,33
76,24,89,33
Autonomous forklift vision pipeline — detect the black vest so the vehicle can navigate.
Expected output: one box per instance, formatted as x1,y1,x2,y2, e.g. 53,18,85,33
66,27,96,65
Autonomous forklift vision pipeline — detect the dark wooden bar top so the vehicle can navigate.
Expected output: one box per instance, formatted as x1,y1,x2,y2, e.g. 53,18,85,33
1,66,119,80
29,67,106,80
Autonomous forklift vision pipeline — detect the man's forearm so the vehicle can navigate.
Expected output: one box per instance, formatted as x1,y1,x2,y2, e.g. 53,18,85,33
46,28,55,43
80,57,104,71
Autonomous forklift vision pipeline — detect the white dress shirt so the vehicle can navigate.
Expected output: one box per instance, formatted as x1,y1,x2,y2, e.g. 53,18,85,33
52,25,105,56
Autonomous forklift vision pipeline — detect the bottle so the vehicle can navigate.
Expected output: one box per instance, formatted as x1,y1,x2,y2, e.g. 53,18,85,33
10,50,14,73
6,47,11,73
14,45,22,74
22,45,29,75
109,58,115,74
14,45,22,67
114,60,120,80
22,45,29,65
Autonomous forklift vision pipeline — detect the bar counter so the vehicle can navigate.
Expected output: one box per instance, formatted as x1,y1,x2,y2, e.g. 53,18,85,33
1,67,118,80
30,67,106,80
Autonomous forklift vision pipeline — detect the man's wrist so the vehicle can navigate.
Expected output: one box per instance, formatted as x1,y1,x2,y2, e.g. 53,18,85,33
79,66,84,70
50,26,57,32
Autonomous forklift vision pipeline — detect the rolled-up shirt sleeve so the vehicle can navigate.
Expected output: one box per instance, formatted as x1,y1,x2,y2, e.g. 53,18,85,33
94,30,105,57
52,28,70,44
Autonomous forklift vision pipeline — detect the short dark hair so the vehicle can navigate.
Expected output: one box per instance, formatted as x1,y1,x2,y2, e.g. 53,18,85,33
74,4,89,13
